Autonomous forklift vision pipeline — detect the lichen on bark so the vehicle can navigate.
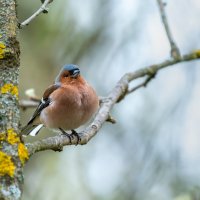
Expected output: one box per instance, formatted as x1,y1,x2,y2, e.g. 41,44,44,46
0,0,22,199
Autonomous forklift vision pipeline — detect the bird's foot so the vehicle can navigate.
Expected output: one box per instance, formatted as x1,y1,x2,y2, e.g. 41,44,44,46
59,128,73,144
71,130,81,145
59,128,81,145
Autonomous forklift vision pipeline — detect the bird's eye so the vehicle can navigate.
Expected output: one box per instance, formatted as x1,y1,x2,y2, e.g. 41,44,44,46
64,74,69,78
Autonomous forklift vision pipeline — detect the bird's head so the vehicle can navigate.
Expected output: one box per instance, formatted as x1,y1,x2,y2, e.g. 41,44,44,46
55,64,81,84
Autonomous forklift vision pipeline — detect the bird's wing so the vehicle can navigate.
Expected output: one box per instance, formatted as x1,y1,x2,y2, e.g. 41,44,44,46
27,83,60,125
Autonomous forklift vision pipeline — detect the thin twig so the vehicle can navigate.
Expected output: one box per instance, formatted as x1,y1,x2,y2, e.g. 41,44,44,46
19,100,39,110
156,0,181,59
19,0,51,28
25,50,200,156
127,74,156,94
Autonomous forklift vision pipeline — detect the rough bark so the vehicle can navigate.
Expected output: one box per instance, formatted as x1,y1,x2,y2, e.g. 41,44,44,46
0,0,28,200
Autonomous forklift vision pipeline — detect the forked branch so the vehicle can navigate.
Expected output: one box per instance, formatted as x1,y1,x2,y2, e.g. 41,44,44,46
26,51,200,156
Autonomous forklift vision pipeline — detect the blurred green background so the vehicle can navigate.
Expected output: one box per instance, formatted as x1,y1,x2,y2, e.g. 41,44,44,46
18,0,200,199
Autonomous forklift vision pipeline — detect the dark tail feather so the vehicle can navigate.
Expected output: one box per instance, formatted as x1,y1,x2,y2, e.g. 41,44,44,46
21,124,43,136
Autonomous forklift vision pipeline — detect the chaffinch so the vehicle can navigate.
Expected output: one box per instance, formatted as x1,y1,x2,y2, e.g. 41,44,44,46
21,64,99,142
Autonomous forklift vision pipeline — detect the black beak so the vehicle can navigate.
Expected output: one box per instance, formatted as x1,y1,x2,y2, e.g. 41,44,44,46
71,69,80,78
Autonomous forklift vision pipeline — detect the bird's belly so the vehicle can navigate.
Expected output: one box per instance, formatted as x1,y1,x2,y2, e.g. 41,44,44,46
40,101,97,130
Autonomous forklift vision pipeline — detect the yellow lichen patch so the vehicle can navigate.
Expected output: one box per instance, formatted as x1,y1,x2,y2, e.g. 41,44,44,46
0,43,5,48
0,133,6,141
0,42,5,59
1,83,19,99
0,151,15,177
18,143,29,165
10,85,19,97
7,129,20,145
1,83,12,93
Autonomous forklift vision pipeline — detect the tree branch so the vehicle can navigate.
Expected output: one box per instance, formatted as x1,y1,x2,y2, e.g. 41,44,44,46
127,73,156,94
26,51,200,156
19,0,51,28
19,99,39,110
156,0,181,59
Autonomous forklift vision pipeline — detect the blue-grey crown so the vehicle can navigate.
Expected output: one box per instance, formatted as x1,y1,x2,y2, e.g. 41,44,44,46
62,64,80,72
55,64,80,83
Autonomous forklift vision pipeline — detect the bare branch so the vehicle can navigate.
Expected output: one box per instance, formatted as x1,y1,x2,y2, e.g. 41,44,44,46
25,51,200,156
19,0,51,28
156,0,181,59
128,73,156,94
19,100,39,110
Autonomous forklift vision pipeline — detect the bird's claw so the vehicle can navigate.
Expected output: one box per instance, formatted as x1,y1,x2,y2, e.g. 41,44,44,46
59,128,72,144
59,128,81,145
71,130,81,145
62,132,73,144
